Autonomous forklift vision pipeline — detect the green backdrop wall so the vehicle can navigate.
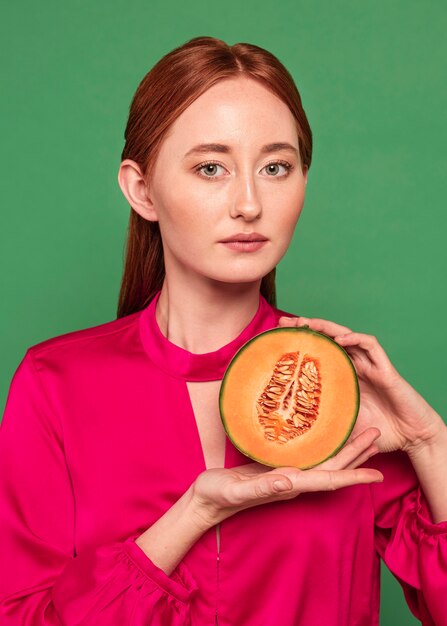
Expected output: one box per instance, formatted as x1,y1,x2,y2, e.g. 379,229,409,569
1,1,446,623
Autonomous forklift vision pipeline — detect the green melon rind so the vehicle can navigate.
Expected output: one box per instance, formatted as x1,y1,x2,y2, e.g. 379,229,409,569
218,325,360,470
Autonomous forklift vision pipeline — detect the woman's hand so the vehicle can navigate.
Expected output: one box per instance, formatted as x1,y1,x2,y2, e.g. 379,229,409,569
278,315,446,456
191,427,384,528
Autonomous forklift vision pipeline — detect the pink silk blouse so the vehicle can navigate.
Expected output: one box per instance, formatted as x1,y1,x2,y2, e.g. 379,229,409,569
0,290,446,625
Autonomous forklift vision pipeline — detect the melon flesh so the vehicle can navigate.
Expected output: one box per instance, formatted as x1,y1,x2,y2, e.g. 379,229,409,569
219,327,359,469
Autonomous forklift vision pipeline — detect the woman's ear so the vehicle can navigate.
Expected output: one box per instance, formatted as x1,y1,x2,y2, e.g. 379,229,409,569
117,159,159,222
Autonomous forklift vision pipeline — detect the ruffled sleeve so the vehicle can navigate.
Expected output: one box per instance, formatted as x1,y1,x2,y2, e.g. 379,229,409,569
366,450,447,626
0,351,198,625
51,536,198,624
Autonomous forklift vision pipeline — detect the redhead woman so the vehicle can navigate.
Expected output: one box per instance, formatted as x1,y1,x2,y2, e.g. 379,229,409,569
1,36,446,626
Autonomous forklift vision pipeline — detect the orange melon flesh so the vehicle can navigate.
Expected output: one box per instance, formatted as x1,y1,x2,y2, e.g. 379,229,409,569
219,326,360,469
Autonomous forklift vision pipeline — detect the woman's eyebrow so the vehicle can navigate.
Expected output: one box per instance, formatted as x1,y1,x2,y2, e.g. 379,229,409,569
183,142,299,158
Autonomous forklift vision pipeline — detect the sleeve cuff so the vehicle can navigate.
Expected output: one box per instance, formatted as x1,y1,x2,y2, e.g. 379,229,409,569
120,536,199,602
415,487,447,535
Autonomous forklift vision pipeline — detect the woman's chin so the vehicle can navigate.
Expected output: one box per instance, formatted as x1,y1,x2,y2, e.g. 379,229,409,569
204,269,275,285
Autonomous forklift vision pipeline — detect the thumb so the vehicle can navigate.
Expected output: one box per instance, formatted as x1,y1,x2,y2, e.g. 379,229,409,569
271,477,294,493
236,473,294,503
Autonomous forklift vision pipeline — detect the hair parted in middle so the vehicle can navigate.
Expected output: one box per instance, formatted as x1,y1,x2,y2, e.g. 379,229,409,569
117,36,313,319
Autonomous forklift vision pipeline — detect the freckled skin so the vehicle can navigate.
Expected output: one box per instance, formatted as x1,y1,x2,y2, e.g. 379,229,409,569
118,76,308,288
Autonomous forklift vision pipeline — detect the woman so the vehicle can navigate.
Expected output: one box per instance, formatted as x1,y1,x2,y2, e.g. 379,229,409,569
0,36,446,626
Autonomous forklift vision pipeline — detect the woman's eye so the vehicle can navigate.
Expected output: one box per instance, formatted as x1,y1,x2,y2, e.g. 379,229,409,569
195,162,225,178
264,161,294,176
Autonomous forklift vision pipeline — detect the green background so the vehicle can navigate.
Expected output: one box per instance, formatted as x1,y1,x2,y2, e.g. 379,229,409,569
1,1,446,623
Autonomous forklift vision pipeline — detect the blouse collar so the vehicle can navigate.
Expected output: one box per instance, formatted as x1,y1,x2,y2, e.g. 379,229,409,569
139,289,279,381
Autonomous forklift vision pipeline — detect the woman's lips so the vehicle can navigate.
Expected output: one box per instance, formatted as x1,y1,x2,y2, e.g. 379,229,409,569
220,240,268,251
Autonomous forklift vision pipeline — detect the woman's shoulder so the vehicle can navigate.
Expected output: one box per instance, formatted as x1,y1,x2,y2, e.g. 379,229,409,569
271,304,300,323
26,309,143,368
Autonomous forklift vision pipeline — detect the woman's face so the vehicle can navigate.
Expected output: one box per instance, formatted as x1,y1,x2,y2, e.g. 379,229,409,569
123,76,308,287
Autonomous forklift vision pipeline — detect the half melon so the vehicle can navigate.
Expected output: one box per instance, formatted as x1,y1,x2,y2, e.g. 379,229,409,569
219,326,360,469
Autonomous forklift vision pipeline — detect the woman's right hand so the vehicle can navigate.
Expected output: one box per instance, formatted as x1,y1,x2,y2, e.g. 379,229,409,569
191,427,384,528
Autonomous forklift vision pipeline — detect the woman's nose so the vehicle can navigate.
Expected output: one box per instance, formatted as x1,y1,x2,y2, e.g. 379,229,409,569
229,172,262,220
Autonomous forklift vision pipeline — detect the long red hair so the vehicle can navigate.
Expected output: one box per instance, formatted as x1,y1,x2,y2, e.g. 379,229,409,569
117,36,312,318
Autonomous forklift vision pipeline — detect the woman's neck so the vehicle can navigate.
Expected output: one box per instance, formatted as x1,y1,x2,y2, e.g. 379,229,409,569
155,279,262,354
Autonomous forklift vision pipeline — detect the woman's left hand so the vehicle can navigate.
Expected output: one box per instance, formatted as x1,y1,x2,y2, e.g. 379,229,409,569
277,315,446,455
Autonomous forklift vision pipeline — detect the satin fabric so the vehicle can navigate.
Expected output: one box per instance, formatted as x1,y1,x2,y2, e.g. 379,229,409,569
1,290,446,625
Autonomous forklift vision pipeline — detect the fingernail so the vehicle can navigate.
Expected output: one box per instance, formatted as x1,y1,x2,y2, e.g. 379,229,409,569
273,480,291,491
